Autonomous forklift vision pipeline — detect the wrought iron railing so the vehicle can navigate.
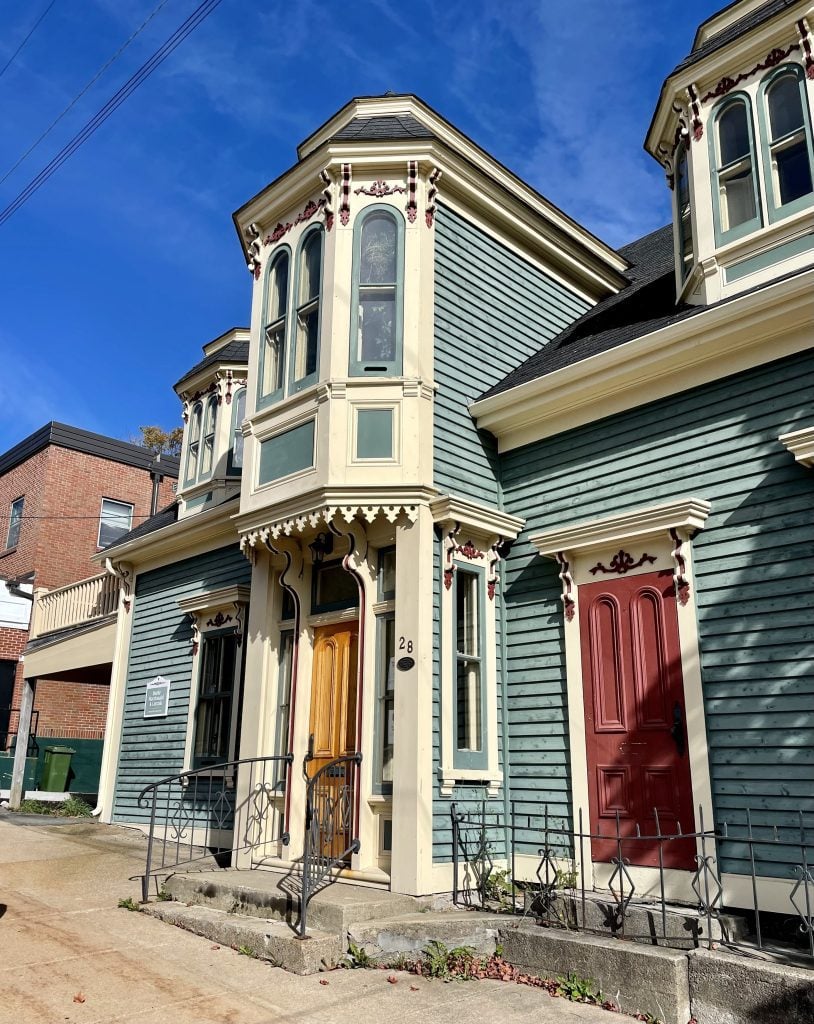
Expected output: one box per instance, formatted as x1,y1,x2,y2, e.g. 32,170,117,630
451,802,814,965
0,708,39,756
137,754,293,903
299,751,362,937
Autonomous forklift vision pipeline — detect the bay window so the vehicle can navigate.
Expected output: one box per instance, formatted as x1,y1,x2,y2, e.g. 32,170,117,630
712,96,761,242
260,249,289,405
291,228,322,392
350,207,404,376
760,66,814,220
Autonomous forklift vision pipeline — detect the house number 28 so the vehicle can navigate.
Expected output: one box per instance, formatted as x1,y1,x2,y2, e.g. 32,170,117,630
399,636,413,654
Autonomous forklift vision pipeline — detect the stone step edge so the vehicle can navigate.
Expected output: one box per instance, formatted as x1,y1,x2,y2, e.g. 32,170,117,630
142,901,342,975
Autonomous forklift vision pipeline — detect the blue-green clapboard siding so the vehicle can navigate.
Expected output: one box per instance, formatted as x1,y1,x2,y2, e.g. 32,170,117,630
112,545,251,823
499,349,814,878
432,202,590,500
430,204,590,860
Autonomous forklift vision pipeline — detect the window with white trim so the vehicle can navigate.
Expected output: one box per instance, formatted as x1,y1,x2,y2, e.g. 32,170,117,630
200,396,217,478
185,403,203,483
711,95,761,242
98,498,134,548
373,546,396,794
229,387,246,474
453,566,486,768
291,228,322,392
350,207,404,376
760,65,814,219
259,249,289,405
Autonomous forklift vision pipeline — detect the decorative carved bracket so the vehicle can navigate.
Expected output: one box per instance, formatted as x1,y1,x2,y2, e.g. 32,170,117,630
406,160,418,223
320,168,334,231
354,179,406,197
339,163,352,225
188,612,202,656
105,559,133,613
669,528,691,606
555,551,576,622
426,167,442,227
244,222,262,279
443,525,460,591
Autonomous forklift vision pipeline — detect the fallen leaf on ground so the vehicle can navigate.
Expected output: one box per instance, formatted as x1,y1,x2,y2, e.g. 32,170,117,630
410,985,419,992
210,945,220,950
387,976,398,984
319,979,329,986
73,993,86,1004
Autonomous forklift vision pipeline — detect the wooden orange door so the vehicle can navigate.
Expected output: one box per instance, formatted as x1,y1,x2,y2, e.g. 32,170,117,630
308,623,359,858
579,569,696,869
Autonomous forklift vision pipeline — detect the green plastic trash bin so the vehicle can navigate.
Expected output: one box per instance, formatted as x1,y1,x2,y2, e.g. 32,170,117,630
40,746,75,792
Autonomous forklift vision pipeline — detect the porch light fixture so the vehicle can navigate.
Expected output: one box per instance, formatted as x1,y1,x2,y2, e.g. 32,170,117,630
308,531,334,564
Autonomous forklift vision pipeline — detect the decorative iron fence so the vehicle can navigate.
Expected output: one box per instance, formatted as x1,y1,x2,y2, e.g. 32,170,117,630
451,802,814,965
137,754,293,902
299,752,362,937
0,707,39,755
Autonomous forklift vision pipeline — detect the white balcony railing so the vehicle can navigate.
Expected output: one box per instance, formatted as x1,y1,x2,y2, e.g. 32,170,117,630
30,573,119,639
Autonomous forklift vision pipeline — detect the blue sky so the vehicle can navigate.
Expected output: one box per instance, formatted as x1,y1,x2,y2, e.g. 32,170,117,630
0,0,721,451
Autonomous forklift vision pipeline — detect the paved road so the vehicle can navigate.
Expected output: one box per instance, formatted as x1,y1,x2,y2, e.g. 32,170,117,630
0,815,612,1024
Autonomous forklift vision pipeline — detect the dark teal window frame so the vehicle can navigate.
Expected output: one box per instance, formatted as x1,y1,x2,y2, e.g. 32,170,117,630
258,246,291,411
192,627,243,770
373,612,395,795
757,64,814,224
310,559,358,614
184,402,203,485
273,630,295,775
288,226,323,396
257,418,315,486
349,204,404,377
227,387,246,476
451,563,488,771
709,93,763,246
199,395,218,481
377,545,396,601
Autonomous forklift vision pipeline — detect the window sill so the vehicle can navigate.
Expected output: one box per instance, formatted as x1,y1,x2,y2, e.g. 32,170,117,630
438,767,502,798
0,546,18,559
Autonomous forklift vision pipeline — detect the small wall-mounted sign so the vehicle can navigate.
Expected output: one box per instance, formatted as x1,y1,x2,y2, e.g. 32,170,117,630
144,676,171,718
396,656,415,672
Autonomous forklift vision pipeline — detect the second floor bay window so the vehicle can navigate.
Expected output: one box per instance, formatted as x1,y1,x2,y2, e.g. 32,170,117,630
761,66,814,220
350,207,404,376
260,249,289,406
712,96,761,243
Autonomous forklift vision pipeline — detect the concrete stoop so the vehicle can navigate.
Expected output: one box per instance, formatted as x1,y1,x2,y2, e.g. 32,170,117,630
143,901,342,975
348,911,507,959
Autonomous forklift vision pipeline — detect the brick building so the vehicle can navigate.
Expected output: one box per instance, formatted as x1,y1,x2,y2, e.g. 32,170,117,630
0,423,178,790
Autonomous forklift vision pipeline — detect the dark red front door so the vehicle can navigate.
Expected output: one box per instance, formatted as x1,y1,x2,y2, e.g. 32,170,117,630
579,569,696,869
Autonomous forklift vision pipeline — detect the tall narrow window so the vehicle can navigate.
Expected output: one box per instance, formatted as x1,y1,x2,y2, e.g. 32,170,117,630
764,68,814,214
229,388,246,473
200,396,217,477
274,631,294,762
186,403,203,483
261,250,289,402
376,614,396,792
98,498,134,548
350,207,403,376
713,97,761,241
194,632,238,767
675,143,693,280
291,229,322,390
454,567,485,767
6,496,23,549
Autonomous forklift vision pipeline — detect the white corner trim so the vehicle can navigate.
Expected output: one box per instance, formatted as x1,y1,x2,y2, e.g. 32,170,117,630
779,425,814,467
177,585,251,614
471,267,814,451
529,497,711,556
429,494,525,539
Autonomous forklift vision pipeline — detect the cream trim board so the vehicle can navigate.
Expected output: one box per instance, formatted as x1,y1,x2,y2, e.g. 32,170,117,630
536,504,716,889
430,494,525,540
779,425,814,466
471,268,814,451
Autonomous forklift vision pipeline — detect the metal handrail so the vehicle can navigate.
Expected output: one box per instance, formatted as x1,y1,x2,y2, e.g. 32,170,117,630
299,751,362,937
137,753,293,902
0,707,39,756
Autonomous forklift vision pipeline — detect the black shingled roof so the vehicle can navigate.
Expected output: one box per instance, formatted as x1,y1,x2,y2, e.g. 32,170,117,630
480,224,689,400
101,500,179,550
330,113,435,143
174,339,249,392
671,0,797,76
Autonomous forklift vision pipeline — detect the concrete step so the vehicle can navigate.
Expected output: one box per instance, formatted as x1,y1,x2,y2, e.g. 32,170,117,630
143,901,342,975
163,868,429,934
528,891,750,948
348,910,506,960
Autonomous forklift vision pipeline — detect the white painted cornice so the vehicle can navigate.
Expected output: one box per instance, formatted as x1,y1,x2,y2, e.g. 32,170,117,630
177,585,250,614
471,267,814,452
529,498,711,557
429,494,525,540
779,425,814,467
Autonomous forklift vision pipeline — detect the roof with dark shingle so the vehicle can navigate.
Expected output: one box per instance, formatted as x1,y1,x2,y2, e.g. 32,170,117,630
671,0,797,76
479,224,688,399
102,501,179,550
330,113,435,142
174,339,249,392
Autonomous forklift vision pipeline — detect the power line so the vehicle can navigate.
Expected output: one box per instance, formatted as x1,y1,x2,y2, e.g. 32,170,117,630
0,0,173,188
0,0,225,227
0,0,59,81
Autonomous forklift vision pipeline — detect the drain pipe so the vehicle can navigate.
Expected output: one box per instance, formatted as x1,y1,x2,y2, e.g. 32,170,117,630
149,456,162,516
495,464,512,871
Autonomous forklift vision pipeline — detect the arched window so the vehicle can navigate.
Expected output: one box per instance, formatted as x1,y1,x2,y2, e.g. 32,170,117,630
200,396,217,477
760,66,814,219
185,403,203,483
290,228,322,391
350,207,404,376
675,142,693,281
229,387,246,474
259,249,290,405
711,96,761,242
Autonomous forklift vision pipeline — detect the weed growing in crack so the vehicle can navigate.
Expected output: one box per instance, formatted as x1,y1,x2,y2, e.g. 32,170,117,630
118,897,140,912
